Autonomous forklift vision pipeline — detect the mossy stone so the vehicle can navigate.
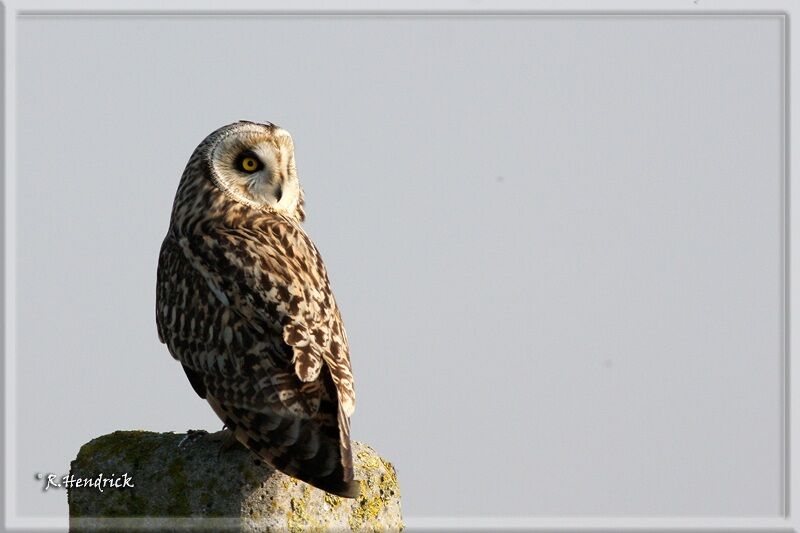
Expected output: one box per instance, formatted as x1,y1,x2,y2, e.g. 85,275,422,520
68,430,403,532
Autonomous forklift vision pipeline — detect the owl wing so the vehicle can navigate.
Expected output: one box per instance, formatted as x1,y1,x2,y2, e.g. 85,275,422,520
200,217,355,417
156,215,358,497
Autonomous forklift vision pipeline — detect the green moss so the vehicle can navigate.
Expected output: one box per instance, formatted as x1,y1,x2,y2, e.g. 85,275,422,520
243,464,260,487
199,490,211,508
164,456,191,516
201,475,228,516
75,431,154,468
73,431,196,518
90,489,150,518
72,434,403,530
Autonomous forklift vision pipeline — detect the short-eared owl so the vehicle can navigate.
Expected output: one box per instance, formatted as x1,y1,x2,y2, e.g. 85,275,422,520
156,121,359,498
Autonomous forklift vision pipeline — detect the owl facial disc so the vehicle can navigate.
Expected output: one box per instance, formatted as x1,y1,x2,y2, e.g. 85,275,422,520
207,121,301,216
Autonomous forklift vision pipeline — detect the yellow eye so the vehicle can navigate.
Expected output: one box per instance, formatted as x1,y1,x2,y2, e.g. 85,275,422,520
240,157,259,172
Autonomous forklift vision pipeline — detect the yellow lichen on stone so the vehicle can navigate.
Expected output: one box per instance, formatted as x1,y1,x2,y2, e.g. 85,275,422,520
379,460,398,488
347,450,402,532
287,484,324,533
357,449,383,473
324,492,342,509
344,446,403,532
70,433,402,532
348,480,383,532
377,460,400,500
268,495,280,514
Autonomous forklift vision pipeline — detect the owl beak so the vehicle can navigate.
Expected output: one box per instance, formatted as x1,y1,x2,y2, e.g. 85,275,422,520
273,169,287,203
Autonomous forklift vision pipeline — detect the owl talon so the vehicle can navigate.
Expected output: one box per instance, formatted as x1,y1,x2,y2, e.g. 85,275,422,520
217,430,243,458
178,429,208,448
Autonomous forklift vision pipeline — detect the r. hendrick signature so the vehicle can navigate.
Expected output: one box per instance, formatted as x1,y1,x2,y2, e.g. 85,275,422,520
35,472,134,492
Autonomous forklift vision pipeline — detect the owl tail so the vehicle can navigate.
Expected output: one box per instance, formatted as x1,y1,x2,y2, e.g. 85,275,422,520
206,394,361,499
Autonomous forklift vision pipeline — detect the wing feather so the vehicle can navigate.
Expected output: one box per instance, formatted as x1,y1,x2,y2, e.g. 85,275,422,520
156,212,356,490
184,216,356,417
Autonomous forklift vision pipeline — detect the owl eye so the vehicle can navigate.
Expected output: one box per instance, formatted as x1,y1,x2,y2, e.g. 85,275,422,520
237,152,262,173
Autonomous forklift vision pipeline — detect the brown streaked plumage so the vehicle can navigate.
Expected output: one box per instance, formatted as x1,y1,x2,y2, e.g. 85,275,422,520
156,121,358,498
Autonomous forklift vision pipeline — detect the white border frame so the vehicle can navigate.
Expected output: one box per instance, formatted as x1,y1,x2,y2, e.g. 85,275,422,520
1,1,793,531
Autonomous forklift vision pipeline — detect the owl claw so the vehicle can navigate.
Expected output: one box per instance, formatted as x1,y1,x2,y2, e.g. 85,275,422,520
178,429,208,448
217,429,243,458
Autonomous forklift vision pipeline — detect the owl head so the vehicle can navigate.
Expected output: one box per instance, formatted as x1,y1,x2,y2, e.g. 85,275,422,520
186,120,305,222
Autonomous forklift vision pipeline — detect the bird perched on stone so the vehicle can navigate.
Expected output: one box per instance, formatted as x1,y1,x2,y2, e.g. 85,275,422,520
156,121,359,498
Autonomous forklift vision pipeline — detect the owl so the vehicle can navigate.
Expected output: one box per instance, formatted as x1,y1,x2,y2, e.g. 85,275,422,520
156,121,359,498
